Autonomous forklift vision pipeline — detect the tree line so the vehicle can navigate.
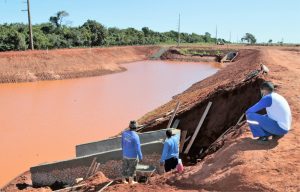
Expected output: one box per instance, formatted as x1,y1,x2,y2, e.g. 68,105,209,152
0,11,230,51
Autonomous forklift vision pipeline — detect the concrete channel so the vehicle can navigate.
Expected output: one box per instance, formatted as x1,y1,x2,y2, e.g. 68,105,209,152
30,128,180,187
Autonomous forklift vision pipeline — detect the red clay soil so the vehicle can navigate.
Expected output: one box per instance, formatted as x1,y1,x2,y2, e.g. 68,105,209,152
1,171,52,192
73,172,110,191
138,48,263,125
104,47,300,191
2,46,299,191
160,48,231,63
0,46,159,83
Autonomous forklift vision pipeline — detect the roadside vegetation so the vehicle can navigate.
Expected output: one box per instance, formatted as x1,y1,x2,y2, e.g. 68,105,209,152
0,11,229,52
178,48,234,56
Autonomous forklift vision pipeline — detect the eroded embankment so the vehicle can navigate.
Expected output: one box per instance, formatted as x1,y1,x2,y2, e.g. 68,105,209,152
1,48,266,192
161,47,237,62
99,48,270,192
138,49,264,161
0,46,160,83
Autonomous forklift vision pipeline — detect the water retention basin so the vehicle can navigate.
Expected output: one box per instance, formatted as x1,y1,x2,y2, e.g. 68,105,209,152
0,60,217,186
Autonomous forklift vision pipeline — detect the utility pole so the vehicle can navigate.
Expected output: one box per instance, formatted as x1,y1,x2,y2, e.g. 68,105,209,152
23,0,34,50
229,31,231,43
177,13,181,47
215,25,218,44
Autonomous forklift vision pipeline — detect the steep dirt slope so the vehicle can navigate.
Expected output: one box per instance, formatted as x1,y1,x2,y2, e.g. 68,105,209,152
104,47,300,191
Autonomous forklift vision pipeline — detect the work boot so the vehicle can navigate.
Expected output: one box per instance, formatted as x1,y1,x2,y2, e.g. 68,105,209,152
128,177,137,185
272,134,284,140
258,136,269,141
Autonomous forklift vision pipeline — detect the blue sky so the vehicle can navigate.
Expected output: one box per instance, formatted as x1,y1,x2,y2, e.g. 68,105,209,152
0,0,299,43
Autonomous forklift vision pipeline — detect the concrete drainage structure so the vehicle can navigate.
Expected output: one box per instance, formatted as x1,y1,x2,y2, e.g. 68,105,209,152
30,128,180,187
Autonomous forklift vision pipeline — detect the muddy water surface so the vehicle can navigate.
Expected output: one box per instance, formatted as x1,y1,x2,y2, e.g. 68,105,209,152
0,60,217,186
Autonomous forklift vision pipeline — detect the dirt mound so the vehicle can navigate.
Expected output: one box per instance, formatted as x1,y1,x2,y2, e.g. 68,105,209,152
75,172,110,191
1,171,51,192
0,46,159,83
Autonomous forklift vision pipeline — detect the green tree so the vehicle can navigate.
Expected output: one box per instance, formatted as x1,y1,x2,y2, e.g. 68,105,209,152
39,23,56,34
0,19,222,51
32,27,50,49
241,33,256,44
81,20,107,46
49,11,69,28
268,39,273,44
106,27,123,45
0,26,27,51
203,32,212,42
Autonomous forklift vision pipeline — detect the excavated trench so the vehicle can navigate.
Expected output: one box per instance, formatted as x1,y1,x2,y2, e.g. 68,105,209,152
140,77,265,163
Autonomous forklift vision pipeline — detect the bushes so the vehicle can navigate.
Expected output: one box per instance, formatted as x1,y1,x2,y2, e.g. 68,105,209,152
0,21,221,51
0,25,27,51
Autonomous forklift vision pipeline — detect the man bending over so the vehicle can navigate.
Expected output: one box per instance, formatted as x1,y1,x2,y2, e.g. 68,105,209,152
246,81,292,141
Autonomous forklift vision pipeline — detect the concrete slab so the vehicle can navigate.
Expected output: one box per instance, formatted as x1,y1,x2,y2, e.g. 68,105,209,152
76,128,180,157
30,129,181,187
31,141,164,186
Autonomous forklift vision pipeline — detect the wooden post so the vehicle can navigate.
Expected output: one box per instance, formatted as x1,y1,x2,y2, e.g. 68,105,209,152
98,180,114,192
89,161,98,177
54,184,87,192
236,113,245,125
26,0,34,50
184,102,212,154
199,148,203,155
167,101,180,128
172,119,180,129
179,130,187,153
92,163,100,175
85,158,96,179
184,136,191,143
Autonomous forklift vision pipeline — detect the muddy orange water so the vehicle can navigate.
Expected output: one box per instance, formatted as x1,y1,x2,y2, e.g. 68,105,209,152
0,60,217,186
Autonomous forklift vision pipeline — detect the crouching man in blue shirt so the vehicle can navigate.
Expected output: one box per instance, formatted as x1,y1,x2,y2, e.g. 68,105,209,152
121,120,143,184
246,81,292,141
160,129,180,172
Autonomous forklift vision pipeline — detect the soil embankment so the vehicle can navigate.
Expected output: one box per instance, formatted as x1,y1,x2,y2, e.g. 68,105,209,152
2,46,300,191
161,47,236,63
103,47,299,191
0,46,160,83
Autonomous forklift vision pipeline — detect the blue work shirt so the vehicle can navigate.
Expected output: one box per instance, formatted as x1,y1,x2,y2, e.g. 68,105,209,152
160,134,179,163
122,130,143,160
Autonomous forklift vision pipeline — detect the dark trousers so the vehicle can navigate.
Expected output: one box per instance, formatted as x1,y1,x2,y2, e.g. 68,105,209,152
164,157,178,172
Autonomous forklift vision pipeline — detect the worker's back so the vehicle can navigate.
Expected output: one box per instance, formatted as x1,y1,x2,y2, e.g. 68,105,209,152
267,92,292,130
163,134,179,160
122,130,142,160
